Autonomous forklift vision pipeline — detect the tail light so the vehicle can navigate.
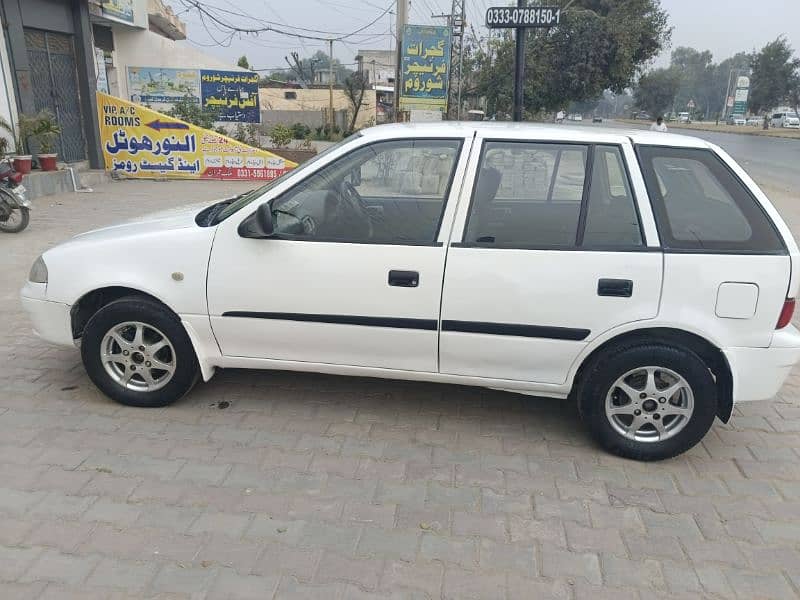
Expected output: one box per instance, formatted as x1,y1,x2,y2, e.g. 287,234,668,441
776,298,795,329
10,172,22,184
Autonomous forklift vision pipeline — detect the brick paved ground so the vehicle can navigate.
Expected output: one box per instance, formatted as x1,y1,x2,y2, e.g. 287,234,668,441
2,179,800,599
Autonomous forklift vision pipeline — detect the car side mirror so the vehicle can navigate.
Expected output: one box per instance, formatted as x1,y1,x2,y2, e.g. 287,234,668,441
350,167,362,186
237,203,275,238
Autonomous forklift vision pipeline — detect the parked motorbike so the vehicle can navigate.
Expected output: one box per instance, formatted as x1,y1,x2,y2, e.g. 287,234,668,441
0,159,29,233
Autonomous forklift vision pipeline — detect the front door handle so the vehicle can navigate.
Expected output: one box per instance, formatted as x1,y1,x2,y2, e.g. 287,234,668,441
598,278,633,297
388,270,419,288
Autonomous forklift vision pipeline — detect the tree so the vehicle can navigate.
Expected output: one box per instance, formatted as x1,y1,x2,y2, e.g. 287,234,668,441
237,55,250,70
750,37,800,114
474,0,671,116
670,47,715,118
344,71,368,132
634,68,681,117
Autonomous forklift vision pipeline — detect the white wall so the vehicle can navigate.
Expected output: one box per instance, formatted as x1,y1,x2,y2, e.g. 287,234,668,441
0,26,18,153
108,27,241,100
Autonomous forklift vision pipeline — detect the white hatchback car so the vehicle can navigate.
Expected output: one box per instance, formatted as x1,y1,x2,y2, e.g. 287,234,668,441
21,123,800,460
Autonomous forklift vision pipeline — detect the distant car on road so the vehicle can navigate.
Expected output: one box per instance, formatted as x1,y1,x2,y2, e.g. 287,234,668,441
633,111,651,120
21,122,800,461
677,112,691,123
592,115,603,123
569,114,583,122
746,116,763,127
771,113,800,129
727,115,747,126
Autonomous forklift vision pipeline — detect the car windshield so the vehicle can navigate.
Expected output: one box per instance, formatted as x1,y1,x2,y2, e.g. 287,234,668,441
212,132,362,223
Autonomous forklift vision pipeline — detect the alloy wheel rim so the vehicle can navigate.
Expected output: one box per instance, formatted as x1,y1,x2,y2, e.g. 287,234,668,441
604,366,694,443
100,321,176,392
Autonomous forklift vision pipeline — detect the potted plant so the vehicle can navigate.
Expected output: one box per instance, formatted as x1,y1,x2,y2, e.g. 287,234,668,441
11,113,39,174
32,110,61,171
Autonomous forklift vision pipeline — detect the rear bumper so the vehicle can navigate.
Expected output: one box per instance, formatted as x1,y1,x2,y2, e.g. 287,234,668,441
20,283,74,346
724,326,800,403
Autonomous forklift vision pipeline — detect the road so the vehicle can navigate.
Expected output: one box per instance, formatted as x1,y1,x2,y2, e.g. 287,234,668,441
601,120,800,196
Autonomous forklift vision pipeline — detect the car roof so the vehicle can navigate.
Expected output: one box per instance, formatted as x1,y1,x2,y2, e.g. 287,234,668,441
359,121,711,149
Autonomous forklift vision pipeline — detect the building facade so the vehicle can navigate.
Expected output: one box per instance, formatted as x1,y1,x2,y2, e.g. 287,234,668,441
0,0,242,169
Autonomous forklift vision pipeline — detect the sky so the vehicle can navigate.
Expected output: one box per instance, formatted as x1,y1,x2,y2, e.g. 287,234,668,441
170,0,800,72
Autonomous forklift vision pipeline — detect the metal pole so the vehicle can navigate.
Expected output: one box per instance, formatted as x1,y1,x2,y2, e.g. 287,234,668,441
512,0,526,121
328,39,335,131
394,0,407,121
456,2,465,120
721,68,734,122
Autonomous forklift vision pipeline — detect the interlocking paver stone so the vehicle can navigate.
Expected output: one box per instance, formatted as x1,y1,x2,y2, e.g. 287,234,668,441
3,179,800,598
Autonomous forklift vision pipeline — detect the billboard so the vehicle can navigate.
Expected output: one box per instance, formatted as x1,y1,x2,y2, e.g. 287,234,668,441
399,25,451,112
102,0,135,24
200,70,261,123
128,67,201,111
97,92,295,181
732,75,750,116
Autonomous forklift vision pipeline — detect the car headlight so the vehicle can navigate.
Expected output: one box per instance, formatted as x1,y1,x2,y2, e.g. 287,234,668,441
29,255,48,284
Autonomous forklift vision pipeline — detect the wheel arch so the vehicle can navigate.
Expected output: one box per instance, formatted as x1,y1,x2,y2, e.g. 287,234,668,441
572,327,733,423
70,286,177,341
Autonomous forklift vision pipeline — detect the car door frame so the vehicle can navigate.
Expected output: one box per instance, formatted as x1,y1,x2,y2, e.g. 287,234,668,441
204,128,477,373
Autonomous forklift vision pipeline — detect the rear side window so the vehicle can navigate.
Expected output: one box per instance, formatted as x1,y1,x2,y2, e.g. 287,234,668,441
463,141,588,247
637,146,785,253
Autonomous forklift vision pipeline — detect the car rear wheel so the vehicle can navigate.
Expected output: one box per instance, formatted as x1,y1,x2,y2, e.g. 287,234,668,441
578,343,717,461
81,296,199,407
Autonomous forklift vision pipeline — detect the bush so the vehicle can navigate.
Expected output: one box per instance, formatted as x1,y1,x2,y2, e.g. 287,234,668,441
289,123,311,139
269,124,293,148
232,123,262,148
165,95,219,129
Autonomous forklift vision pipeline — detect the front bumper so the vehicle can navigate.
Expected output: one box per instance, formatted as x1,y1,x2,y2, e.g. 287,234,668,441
20,282,74,346
724,326,800,403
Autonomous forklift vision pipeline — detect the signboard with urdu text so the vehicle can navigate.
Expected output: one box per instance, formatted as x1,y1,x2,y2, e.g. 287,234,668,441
200,70,261,123
399,25,451,112
97,92,295,181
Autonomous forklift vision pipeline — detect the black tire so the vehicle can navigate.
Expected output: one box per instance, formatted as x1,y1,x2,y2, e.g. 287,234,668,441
578,342,717,461
81,296,199,407
0,206,29,233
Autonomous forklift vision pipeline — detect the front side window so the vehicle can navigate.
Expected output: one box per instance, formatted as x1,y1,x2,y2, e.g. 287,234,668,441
271,138,462,244
463,141,643,249
637,146,785,253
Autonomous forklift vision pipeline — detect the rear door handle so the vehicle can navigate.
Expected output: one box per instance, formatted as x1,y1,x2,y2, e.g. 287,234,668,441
598,278,633,297
388,270,419,288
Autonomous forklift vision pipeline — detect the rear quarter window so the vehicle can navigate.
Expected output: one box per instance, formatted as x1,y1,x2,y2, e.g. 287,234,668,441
636,146,786,254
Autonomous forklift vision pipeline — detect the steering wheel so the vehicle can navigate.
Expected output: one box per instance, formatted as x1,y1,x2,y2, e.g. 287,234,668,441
338,180,373,238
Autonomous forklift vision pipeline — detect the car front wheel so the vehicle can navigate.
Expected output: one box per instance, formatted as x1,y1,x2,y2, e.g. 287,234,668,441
579,343,717,461
81,296,199,407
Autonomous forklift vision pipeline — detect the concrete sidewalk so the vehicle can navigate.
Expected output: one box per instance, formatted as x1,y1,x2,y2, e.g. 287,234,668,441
1,179,800,599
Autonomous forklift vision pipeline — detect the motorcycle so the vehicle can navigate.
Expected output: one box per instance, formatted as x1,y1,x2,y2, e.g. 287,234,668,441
0,159,29,233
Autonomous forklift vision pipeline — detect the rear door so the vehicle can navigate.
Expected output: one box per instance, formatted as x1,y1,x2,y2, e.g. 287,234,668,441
439,134,663,385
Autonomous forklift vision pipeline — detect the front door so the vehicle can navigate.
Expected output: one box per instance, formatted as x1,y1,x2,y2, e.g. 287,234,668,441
23,28,86,162
440,137,663,385
207,136,467,372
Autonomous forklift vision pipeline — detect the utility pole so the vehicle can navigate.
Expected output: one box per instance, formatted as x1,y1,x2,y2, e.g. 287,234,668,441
328,39,335,131
394,0,407,121
512,0,526,122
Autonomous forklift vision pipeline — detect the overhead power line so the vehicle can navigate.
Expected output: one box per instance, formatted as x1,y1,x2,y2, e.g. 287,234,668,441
177,0,394,42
